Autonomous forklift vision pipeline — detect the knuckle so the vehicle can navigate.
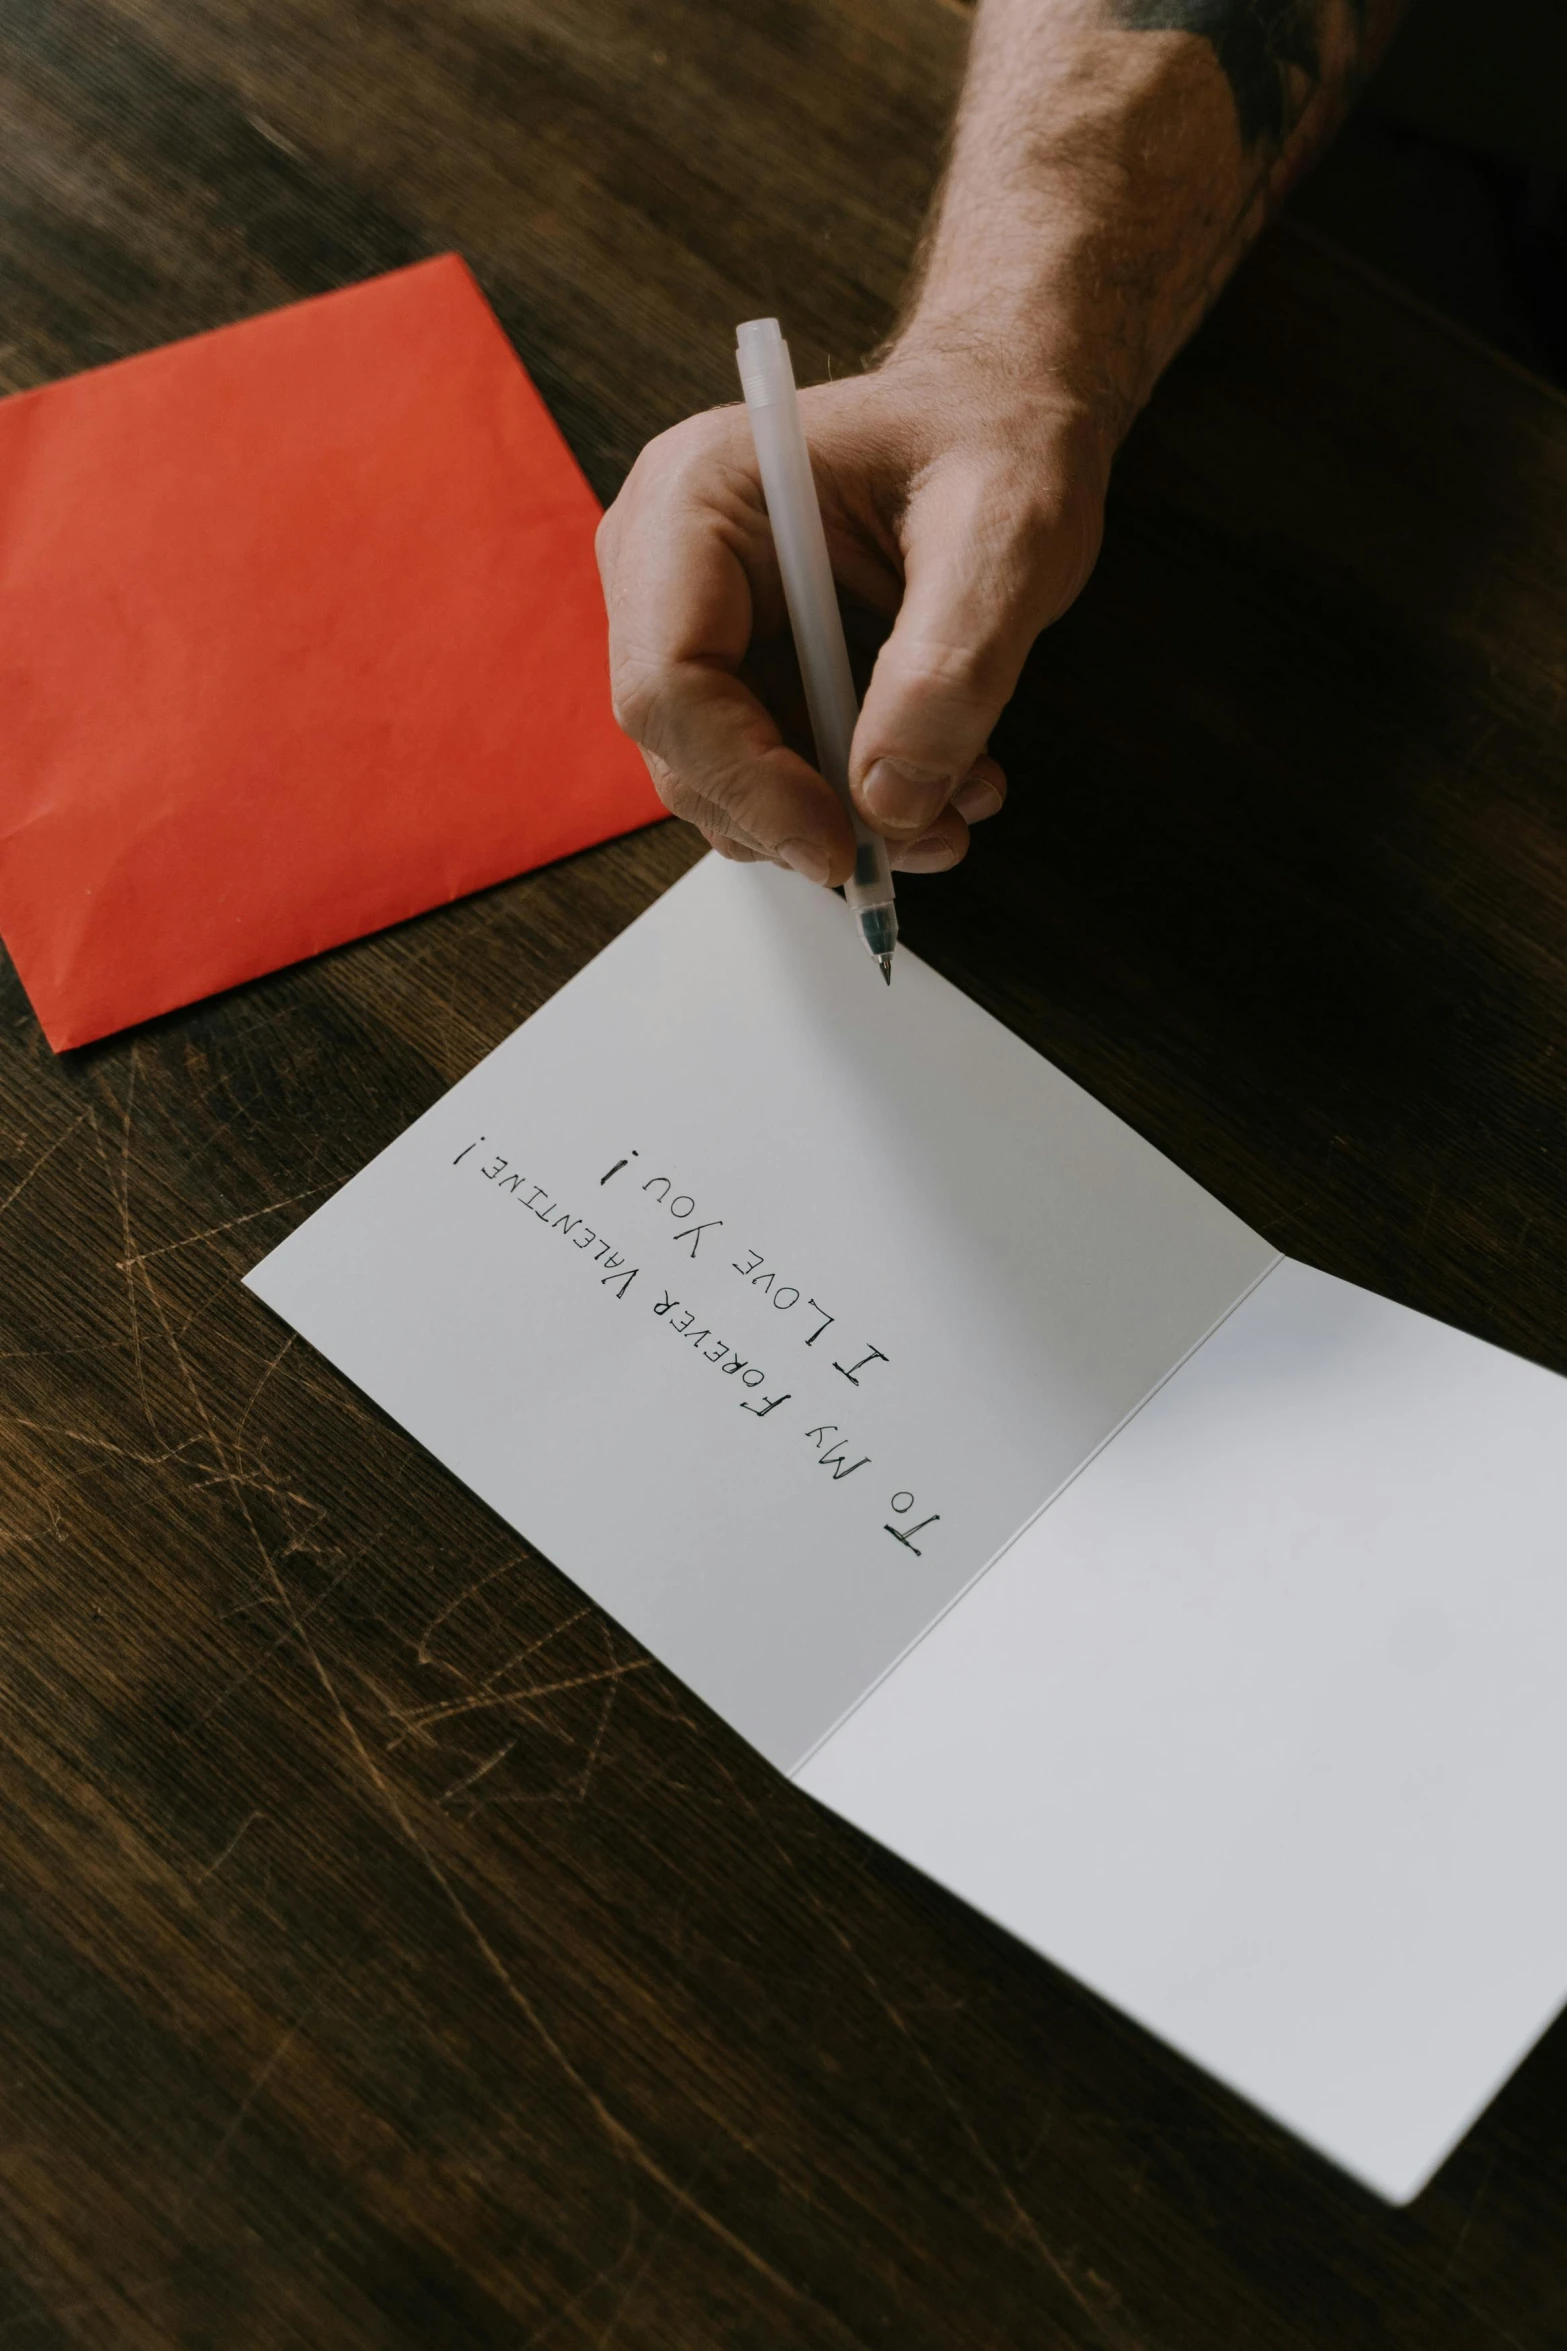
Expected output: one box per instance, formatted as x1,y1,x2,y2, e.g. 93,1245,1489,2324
638,410,735,498
1011,482,1105,618
889,632,1010,716
607,413,735,547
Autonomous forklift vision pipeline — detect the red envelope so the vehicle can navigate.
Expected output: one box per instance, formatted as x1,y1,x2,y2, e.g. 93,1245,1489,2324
0,255,662,1049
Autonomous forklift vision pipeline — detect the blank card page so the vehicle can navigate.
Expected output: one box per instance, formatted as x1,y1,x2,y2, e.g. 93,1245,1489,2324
799,1256,1567,2202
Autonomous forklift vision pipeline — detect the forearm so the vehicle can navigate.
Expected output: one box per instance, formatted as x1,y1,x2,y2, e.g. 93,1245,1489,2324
895,0,1408,444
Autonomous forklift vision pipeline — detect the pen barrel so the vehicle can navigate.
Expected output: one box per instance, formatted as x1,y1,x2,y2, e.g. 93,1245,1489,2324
736,321,893,919
845,826,896,920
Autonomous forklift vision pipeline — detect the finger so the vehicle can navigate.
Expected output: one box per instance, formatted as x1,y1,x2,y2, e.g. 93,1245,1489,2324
849,462,1091,838
884,757,1008,870
600,420,855,883
633,671,855,882
951,753,1007,826
889,801,970,875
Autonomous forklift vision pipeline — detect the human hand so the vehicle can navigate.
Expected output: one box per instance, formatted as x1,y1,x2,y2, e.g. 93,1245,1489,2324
597,0,1407,890
595,353,1109,886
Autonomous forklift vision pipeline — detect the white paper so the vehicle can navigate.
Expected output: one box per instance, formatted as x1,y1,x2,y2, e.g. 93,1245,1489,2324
246,857,1270,1772
799,1257,1567,2202
247,855,1567,2203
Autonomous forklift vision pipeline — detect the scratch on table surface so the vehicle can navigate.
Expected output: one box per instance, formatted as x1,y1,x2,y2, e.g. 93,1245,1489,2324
192,1809,266,1886
569,1653,629,1809
444,1649,635,1814
121,1272,347,2242
192,1547,364,1727
712,1756,1147,2350
1440,2143,1500,2284
414,1566,568,1673
413,1600,608,1715
439,1741,517,1805
190,1465,327,1516
398,1601,648,1805
218,990,313,1050
232,1332,295,1454
245,1530,842,2331
1445,2301,1529,2351
116,1051,148,1419
137,1227,287,1516
0,1111,88,1225
63,1073,830,2319
164,1275,237,1352
246,112,304,159
85,1079,162,1449
0,1339,141,1368
133,1189,347,1707
529,2129,720,2351
590,2176,694,2351
533,2213,645,2351
0,1411,207,1475
115,1188,333,1270
175,1992,323,2231
388,1657,650,1744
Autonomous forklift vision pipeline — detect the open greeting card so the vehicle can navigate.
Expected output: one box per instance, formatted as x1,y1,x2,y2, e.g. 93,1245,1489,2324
248,856,1567,2204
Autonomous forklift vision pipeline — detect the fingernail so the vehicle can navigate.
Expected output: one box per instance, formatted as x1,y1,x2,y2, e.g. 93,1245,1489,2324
952,775,1003,823
861,757,954,829
777,836,831,886
898,832,959,875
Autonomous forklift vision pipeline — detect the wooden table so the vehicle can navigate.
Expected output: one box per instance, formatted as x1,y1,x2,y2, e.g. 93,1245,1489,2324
2,3,1565,2343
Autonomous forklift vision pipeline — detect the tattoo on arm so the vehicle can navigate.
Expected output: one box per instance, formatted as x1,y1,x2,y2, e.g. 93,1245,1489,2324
1110,0,1366,147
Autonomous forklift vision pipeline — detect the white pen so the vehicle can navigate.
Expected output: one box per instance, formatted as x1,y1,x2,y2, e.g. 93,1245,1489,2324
735,318,898,983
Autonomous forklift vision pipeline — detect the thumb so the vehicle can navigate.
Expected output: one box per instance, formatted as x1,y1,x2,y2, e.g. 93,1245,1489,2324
849,463,1085,837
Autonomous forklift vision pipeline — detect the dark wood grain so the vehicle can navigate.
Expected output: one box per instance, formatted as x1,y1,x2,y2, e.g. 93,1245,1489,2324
2,2,1566,2344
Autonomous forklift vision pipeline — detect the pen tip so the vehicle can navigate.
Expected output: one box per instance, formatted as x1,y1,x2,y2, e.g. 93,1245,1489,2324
878,956,893,987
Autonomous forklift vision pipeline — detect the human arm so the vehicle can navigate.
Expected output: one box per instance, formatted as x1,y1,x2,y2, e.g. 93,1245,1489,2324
596,0,1410,882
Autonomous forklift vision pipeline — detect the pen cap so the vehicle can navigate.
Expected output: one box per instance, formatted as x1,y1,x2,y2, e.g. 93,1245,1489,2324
736,317,794,411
